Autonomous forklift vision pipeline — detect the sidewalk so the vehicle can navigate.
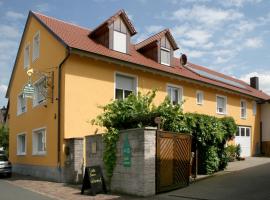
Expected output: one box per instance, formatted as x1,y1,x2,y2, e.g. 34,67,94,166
5,157,270,200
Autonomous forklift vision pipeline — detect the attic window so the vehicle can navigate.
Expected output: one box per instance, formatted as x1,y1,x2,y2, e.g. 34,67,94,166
160,37,171,66
113,18,127,53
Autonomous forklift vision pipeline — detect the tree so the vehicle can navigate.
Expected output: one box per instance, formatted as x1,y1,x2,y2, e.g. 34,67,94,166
0,125,9,154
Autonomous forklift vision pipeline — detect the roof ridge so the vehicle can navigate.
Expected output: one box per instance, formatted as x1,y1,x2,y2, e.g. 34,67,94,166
31,11,91,31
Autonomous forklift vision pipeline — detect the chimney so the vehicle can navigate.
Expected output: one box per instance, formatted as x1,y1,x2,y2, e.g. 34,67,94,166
250,76,259,90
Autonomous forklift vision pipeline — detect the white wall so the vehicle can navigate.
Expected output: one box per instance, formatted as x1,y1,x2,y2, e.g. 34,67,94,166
261,103,270,141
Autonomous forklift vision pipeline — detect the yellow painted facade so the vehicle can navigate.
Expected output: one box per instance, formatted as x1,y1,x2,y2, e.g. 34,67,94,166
8,14,262,170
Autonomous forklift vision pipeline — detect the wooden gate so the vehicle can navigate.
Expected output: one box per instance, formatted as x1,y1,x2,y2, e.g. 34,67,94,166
156,131,192,193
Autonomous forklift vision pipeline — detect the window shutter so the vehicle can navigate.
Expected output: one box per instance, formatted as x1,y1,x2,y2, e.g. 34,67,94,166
113,31,127,53
116,74,135,91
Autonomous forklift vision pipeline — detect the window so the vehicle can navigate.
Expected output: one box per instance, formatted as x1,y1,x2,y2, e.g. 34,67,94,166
33,77,46,106
240,100,247,119
32,128,46,155
253,101,257,116
160,37,171,66
113,17,127,53
115,73,136,100
167,85,183,105
17,133,26,155
17,93,27,115
33,31,40,61
161,48,170,66
24,44,30,68
196,91,204,105
236,126,251,137
216,95,227,114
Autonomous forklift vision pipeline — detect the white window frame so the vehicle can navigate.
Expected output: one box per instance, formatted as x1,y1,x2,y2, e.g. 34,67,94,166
253,101,257,116
32,31,40,61
17,92,27,116
167,83,183,105
236,126,251,137
216,95,227,115
240,99,247,119
160,47,171,66
33,77,47,107
114,72,138,100
32,127,47,156
196,90,204,105
17,132,27,156
24,43,30,69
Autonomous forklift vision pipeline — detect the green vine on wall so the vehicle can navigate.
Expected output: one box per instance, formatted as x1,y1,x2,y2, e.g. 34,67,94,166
92,90,238,182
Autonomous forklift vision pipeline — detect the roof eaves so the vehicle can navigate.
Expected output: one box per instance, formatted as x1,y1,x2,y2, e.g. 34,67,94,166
70,47,265,101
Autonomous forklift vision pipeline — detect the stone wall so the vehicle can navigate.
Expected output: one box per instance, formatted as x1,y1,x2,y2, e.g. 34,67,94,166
85,127,157,197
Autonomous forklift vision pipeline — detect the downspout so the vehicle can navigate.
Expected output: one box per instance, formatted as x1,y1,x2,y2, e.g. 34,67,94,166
57,48,71,169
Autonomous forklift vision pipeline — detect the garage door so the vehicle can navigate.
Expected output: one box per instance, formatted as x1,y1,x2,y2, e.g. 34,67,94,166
235,126,251,157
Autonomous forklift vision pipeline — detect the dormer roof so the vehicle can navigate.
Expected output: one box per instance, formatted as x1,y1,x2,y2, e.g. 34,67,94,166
89,9,137,38
135,29,179,51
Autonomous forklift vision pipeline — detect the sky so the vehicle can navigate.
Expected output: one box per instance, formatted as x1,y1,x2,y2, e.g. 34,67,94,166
1,0,270,107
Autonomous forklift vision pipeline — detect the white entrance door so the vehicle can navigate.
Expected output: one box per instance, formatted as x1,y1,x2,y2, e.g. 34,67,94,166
235,126,251,157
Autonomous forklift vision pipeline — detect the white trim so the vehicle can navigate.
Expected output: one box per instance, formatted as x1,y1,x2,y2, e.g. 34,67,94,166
196,90,204,105
24,42,30,69
32,76,47,108
32,31,40,61
17,92,27,116
16,132,27,156
32,127,47,156
166,83,184,104
240,99,247,119
114,71,138,100
216,94,227,115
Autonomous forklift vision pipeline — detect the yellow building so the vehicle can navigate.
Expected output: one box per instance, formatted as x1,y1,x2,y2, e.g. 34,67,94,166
5,9,270,182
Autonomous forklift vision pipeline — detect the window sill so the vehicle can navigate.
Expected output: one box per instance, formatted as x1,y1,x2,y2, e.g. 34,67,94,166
241,117,247,120
17,153,26,156
216,112,226,115
197,103,203,106
17,111,26,116
32,152,47,156
161,62,170,66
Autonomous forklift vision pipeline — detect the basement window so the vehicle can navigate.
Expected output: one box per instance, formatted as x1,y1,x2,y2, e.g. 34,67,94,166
32,128,46,155
17,133,26,155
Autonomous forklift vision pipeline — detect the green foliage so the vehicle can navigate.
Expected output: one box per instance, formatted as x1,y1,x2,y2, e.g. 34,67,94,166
0,125,9,155
235,144,241,160
102,128,119,183
92,90,238,179
226,145,237,162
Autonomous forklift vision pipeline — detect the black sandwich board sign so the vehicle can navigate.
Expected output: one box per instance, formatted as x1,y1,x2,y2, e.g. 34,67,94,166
81,165,107,196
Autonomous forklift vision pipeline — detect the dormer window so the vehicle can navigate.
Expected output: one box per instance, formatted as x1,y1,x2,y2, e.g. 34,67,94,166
135,29,178,66
89,10,137,54
113,18,127,53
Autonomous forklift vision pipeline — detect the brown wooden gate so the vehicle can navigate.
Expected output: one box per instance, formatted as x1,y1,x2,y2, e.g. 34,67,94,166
156,131,192,193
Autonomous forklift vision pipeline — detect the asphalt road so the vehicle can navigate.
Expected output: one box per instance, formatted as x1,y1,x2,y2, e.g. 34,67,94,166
0,177,53,200
158,162,270,200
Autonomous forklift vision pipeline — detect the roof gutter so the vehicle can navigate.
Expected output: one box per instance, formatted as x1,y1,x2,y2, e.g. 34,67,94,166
57,48,71,168
69,48,263,101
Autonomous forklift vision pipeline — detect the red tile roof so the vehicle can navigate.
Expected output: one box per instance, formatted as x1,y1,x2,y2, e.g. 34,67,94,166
89,9,137,37
32,11,270,100
135,29,179,50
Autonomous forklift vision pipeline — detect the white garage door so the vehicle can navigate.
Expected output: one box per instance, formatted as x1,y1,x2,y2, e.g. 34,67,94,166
235,126,251,157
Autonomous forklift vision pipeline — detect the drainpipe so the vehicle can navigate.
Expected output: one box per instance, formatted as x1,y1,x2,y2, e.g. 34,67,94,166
57,48,71,169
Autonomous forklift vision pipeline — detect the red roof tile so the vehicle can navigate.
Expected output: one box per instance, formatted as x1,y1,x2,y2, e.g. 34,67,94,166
135,29,179,50
32,11,270,100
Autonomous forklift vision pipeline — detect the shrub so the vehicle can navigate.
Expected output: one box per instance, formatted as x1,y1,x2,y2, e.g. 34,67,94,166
235,144,241,160
92,90,238,180
226,145,237,162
